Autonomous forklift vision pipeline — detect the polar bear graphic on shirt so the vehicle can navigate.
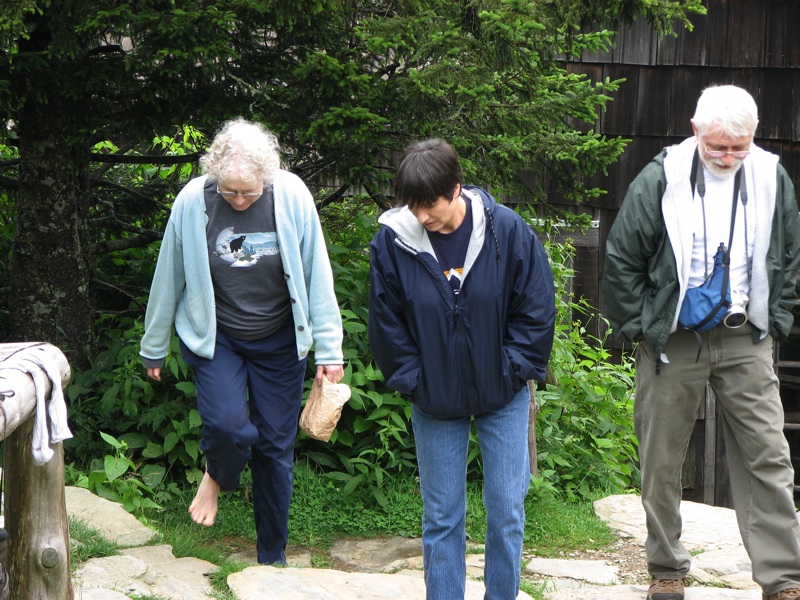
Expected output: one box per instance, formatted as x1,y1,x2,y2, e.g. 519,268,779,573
213,227,280,267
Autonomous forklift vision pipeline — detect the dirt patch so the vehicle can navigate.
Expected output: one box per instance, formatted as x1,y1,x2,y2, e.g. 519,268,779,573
524,536,649,586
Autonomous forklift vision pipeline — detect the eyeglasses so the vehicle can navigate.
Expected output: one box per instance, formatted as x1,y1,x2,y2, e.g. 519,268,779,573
216,183,262,199
702,142,750,160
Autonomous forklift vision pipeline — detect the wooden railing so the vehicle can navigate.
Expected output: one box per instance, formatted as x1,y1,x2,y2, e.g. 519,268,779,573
0,342,72,600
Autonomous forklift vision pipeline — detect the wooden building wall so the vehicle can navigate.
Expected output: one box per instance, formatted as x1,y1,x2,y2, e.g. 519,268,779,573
560,0,800,507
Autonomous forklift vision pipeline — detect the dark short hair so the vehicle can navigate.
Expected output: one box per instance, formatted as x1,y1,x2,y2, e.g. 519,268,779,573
394,139,463,209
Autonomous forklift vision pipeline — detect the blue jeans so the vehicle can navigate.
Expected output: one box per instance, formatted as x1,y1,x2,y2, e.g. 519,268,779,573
412,385,531,600
180,319,307,564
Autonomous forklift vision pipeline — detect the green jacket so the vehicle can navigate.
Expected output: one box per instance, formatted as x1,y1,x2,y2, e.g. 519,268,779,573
603,138,800,357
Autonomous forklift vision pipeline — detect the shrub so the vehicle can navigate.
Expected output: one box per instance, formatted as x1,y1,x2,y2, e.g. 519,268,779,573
65,195,638,505
534,232,638,499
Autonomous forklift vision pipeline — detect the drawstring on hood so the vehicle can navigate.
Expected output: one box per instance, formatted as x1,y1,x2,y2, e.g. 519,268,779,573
484,204,502,263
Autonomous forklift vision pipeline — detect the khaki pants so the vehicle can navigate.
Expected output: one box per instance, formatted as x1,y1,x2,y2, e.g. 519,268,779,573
635,324,800,594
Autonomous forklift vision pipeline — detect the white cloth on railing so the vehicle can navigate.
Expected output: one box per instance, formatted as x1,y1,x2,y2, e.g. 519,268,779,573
0,345,72,465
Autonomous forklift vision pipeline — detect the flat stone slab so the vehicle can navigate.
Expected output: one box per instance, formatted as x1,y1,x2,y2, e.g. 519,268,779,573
65,486,156,547
72,589,133,600
329,536,424,572
74,554,159,598
594,494,743,551
526,557,619,585
466,552,486,578
73,544,217,600
228,565,534,600
122,545,218,593
591,494,800,592
690,545,756,589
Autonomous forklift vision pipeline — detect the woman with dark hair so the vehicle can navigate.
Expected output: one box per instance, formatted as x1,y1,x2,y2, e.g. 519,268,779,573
369,138,556,599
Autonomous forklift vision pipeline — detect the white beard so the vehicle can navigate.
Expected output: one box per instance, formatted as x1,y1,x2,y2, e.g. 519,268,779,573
704,158,743,179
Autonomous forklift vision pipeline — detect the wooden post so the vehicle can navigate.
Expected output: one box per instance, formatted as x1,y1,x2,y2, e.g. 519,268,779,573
0,342,72,600
527,380,538,477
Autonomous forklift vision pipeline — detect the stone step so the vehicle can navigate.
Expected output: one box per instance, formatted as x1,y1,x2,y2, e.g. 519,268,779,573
62,487,778,600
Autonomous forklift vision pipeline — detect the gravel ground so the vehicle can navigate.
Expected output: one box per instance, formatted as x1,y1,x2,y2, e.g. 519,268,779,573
524,536,650,586
563,537,649,584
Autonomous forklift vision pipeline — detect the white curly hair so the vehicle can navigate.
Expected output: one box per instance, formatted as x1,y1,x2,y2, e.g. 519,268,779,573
200,118,282,186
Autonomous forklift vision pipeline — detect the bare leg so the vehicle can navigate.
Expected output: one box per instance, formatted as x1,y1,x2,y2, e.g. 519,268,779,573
188,470,220,526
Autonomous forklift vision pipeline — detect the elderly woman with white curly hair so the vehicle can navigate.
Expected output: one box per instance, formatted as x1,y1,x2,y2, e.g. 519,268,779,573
140,117,344,565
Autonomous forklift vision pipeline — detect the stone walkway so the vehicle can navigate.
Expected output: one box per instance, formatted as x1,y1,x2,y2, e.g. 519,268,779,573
39,487,798,599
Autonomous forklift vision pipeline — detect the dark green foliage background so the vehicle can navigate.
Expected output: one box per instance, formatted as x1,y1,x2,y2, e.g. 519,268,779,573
0,0,705,508
61,194,638,506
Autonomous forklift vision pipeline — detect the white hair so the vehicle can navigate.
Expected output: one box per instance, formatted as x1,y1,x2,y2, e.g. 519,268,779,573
692,85,759,139
200,118,281,186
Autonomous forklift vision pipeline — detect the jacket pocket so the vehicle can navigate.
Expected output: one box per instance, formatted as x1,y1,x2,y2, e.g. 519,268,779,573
386,358,420,395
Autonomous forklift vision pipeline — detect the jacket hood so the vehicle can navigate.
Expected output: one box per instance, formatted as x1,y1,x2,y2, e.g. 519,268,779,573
378,186,499,277
378,187,495,246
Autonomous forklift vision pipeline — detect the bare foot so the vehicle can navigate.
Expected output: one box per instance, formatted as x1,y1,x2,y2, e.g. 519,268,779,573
188,471,220,526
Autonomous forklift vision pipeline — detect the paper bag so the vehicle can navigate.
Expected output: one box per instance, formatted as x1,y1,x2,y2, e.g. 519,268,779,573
299,378,351,442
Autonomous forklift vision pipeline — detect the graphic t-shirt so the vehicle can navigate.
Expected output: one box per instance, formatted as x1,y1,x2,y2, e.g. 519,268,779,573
204,179,291,339
427,201,473,294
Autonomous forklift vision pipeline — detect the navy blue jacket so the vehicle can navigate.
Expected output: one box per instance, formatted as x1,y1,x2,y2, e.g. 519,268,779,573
368,186,555,418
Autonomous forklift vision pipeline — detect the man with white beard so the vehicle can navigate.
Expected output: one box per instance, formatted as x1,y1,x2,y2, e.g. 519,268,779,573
602,85,800,600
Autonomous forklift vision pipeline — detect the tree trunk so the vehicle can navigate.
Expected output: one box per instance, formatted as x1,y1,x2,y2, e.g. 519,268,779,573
10,32,96,368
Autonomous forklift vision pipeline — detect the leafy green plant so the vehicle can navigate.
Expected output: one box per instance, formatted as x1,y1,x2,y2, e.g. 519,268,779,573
297,197,417,508
66,318,205,497
68,432,162,513
534,231,638,500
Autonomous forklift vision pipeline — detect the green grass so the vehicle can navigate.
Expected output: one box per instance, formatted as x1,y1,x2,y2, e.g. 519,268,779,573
69,517,119,568
523,490,617,555
520,579,552,598
70,462,621,599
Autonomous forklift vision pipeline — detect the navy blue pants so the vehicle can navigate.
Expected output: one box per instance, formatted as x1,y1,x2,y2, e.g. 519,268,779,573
180,319,307,564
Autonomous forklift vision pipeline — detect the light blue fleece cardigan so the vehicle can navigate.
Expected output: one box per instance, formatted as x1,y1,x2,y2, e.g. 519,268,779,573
140,170,343,366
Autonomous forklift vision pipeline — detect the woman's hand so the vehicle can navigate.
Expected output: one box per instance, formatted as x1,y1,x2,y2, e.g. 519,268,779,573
316,364,344,384
147,367,162,382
